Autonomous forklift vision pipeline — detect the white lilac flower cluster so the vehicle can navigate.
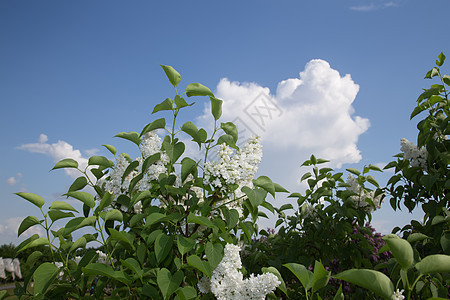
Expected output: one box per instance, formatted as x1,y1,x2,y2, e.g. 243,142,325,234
400,138,428,169
204,136,262,215
197,244,280,300
101,131,169,210
392,289,405,300
345,174,383,213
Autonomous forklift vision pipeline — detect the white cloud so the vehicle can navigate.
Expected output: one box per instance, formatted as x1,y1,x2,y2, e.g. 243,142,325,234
84,148,100,156
198,59,370,190
0,217,44,239
6,173,22,186
38,133,48,143
350,3,376,11
350,0,400,11
6,177,17,186
18,135,89,178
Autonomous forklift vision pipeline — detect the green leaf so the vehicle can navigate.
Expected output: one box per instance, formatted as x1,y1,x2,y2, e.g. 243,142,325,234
239,221,254,242
142,153,162,174
415,254,450,274
384,237,414,269
366,175,379,188
410,103,427,119
155,233,172,264
283,263,312,291
177,236,195,256
253,176,275,197
346,168,361,176
175,286,197,300
242,186,266,208
274,183,289,193
181,157,197,182
441,233,450,255
97,192,113,213
66,191,95,208
15,192,45,208
187,213,216,229
115,131,141,146
223,208,239,229
210,96,223,120
407,233,431,243
160,65,181,88
105,209,123,222
436,52,446,66
141,118,166,136
187,255,211,277
122,160,139,183
163,140,185,163
88,156,113,168
121,257,143,278
157,268,183,300
70,236,86,253
279,203,294,211
83,263,131,285
102,144,117,155
181,121,199,137
17,237,50,253
186,83,214,97
262,266,287,296
48,210,75,223
221,122,238,142
51,158,78,170
18,216,41,237
26,250,43,267
217,134,237,149
109,229,135,250
333,286,344,300
33,262,60,297
145,212,167,228
333,269,394,299
153,98,174,114
312,261,330,293
68,176,88,193
50,201,78,212
205,242,224,269
63,216,96,235
174,95,191,109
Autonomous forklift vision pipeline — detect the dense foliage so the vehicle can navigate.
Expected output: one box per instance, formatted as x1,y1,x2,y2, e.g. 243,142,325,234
0,53,448,300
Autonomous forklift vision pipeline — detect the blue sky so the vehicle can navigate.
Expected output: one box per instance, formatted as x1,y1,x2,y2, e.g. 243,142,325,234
1,0,448,245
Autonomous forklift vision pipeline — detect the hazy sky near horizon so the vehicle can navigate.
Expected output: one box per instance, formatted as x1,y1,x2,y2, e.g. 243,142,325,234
1,0,448,245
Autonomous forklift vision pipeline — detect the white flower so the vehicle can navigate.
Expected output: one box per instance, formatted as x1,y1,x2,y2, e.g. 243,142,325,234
74,256,82,264
96,250,108,264
197,276,211,294
200,243,280,300
104,153,135,197
133,201,142,214
392,289,405,300
400,138,427,169
346,174,383,213
204,136,262,215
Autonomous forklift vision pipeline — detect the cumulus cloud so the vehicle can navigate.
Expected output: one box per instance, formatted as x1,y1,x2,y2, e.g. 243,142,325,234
18,134,88,178
198,59,369,190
